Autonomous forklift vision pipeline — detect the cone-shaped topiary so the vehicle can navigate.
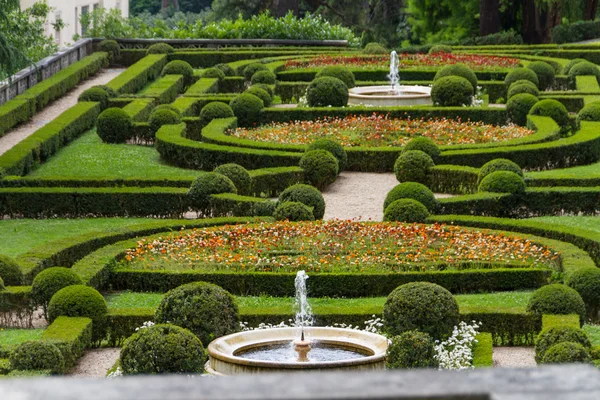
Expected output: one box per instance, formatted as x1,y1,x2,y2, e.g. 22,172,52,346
278,184,326,220
527,284,587,325
384,182,438,212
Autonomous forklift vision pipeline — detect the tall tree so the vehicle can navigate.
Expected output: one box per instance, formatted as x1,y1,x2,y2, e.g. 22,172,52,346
522,0,561,43
0,0,27,77
584,0,599,20
271,0,299,16
162,0,180,11
479,0,500,36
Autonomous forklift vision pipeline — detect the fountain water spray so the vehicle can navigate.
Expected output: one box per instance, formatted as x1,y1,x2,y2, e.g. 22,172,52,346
388,50,400,93
293,270,313,361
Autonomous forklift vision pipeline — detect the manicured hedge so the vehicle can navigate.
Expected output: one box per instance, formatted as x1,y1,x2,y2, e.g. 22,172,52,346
105,54,168,95
183,78,219,97
0,286,35,328
430,165,479,194
472,333,493,367
121,99,154,122
41,317,92,368
137,74,184,104
0,99,35,138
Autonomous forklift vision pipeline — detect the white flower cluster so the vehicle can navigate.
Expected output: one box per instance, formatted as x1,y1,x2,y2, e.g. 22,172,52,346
434,321,481,370
239,316,384,333
471,86,485,107
239,320,295,331
106,366,123,379
135,320,155,332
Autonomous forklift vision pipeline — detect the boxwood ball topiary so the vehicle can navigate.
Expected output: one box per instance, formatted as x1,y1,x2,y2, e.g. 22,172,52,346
96,108,133,144
0,254,23,286
214,63,235,76
300,150,339,190
243,63,269,81
542,342,591,364
230,93,264,127
478,159,523,183
504,68,539,88
47,285,108,342
563,58,586,74
316,65,356,88
506,93,539,126
99,39,120,59
147,42,174,55
527,284,587,324
433,64,477,91
535,326,592,363
363,42,388,54
307,139,347,172
251,70,277,85
278,183,326,220
199,102,234,126
32,267,82,315
273,201,315,221
214,163,252,195
78,87,110,110
568,61,600,87
386,331,438,369
384,182,438,212
403,137,440,158
120,324,206,374
507,80,540,99
9,341,64,374
383,199,430,223
394,150,435,185
429,45,452,54
92,85,117,98
527,61,555,90
577,101,600,125
478,171,526,194
431,76,474,107
153,104,182,117
187,172,237,213
202,67,226,81
155,281,239,345
148,108,181,134
252,83,274,97
161,60,194,87
306,76,349,107
566,268,600,318
384,282,460,340
528,99,571,134
245,86,272,107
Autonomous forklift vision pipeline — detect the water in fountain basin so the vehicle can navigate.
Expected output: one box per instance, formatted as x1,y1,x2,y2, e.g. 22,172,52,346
294,270,314,329
388,50,400,93
239,343,367,362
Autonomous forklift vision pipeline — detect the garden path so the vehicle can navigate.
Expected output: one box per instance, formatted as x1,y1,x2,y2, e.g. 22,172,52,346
68,348,120,378
0,68,125,156
493,347,536,367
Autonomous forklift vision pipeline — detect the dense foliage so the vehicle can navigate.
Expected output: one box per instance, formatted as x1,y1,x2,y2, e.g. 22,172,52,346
527,284,587,324
387,331,438,369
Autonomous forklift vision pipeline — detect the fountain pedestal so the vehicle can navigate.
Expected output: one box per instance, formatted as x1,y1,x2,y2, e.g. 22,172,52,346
348,85,432,107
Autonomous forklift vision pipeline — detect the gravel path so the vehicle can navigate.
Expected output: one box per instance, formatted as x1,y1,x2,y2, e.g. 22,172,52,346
68,348,120,378
0,68,125,156
493,347,536,368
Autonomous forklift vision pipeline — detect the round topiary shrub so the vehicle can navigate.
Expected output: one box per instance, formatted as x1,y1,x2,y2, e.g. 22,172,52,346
429,45,452,54
528,99,571,134
363,42,388,54
568,61,600,88
92,85,117,98
431,76,474,107
252,83,274,98
383,199,430,223
0,255,23,286
243,63,269,81
273,201,315,221
229,93,264,127
306,139,347,172
315,65,356,88
214,63,235,76
403,137,440,158
566,268,600,319
535,326,592,363
47,285,108,342
507,80,540,99
478,159,523,183
96,108,133,144
78,87,110,110
199,101,234,126
202,67,226,81
577,101,600,125
153,104,182,117
394,150,435,185
527,61,556,90
9,341,64,374
146,42,174,55
214,163,252,195
386,330,438,369
148,108,181,134
99,39,120,60
478,171,526,194
433,64,477,91
563,58,587,75
299,150,339,190
161,60,194,87
32,267,82,316
383,282,460,339
120,324,206,374
155,281,239,345
542,342,592,364
504,68,540,88
245,86,272,107
278,184,326,220
506,93,539,126
306,76,349,107
187,172,237,214
384,182,438,212
251,70,277,85
527,284,587,324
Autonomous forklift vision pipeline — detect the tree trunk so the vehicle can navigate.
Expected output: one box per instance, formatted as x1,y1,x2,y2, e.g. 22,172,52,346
271,0,299,17
479,0,500,36
584,0,599,20
161,0,180,11
522,0,560,44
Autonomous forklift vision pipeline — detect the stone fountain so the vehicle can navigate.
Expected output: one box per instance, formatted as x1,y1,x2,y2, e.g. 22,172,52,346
348,51,432,106
205,271,388,375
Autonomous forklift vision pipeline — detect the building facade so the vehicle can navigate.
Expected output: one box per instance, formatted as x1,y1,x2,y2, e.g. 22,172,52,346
20,0,129,48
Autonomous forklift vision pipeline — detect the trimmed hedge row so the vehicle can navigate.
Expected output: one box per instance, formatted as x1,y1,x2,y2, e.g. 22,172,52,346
0,286,35,328
105,54,167,94
183,78,219,97
0,99,35,138
41,317,92,369
121,99,154,122
277,69,510,83
472,333,493,367
168,50,324,68
430,165,479,194
137,74,184,104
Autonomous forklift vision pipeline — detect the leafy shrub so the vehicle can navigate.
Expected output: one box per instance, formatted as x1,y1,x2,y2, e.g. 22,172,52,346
478,159,523,183
230,93,264,127
245,86,272,107
147,43,174,55
278,183,326,220
273,201,315,221
541,342,591,364
214,163,252,195
92,85,117,98
243,63,269,81
99,39,120,60
431,76,473,106
0,277,4,291
535,326,591,363
383,282,459,340
120,324,206,374
566,268,600,319
32,267,82,316
507,80,540,99
527,61,555,90
364,42,388,54
78,87,109,110
47,285,108,342
504,68,539,88
202,67,226,81
9,341,64,374
306,76,349,107
161,60,194,87
563,58,587,75
199,101,234,126
155,281,239,345
252,83,274,97
387,330,438,369
383,199,430,223
527,284,586,324
384,182,438,212
307,139,347,171
187,172,237,213
315,65,356,88
148,108,181,134
0,255,23,286
214,63,235,76
433,64,477,90
299,149,339,189
568,61,600,87
394,150,435,185
528,99,571,135
478,171,526,194
96,108,133,144
153,104,181,116
577,101,600,125
429,45,452,54
403,137,440,158
251,70,277,85
506,93,539,126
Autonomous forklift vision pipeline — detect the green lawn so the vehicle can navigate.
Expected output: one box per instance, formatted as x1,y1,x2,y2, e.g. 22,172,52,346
28,130,202,179
528,216,600,236
583,324,600,346
527,162,600,180
0,329,44,349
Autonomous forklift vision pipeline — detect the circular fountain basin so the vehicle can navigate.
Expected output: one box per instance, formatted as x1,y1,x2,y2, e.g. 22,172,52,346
206,327,388,375
348,85,432,107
